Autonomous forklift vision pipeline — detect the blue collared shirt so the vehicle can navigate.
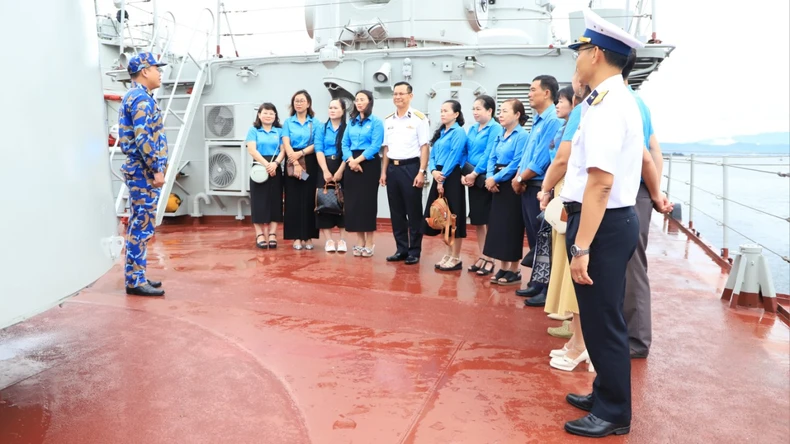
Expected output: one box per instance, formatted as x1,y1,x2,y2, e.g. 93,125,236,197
282,115,316,150
118,82,168,173
315,121,342,157
548,121,566,163
628,86,654,149
429,122,468,177
517,104,563,180
342,114,384,161
466,120,503,174
562,105,582,142
245,126,282,157
486,125,529,183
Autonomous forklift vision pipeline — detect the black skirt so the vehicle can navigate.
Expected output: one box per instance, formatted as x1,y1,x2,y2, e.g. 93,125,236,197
283,152,319,240
483,179,525,262
315,154,344,229
468,184,492,226
423,166,467,238
249,166,283,224
343,151,380,232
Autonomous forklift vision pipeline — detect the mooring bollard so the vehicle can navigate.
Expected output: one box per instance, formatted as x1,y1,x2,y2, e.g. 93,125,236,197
721,244,778,313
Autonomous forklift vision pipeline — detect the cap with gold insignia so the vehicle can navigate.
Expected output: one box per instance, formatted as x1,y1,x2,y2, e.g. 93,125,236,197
127,52,167,74
568,9,644,56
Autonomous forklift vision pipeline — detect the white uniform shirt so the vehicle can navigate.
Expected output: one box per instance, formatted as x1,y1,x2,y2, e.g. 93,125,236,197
560,74,644,209
383,107,431,160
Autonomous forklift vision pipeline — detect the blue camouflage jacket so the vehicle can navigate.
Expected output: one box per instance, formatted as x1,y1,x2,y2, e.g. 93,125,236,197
118,82,168,174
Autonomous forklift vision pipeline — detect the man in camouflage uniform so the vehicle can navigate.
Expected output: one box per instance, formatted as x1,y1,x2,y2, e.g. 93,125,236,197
119,52,168,296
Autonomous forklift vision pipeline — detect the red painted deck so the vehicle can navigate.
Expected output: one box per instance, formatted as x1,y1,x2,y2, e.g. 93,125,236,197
1,217,788,443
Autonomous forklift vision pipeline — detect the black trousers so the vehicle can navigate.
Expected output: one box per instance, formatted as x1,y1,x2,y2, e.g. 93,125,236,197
521,184,542,251
386,161,423,257
565,203,639,425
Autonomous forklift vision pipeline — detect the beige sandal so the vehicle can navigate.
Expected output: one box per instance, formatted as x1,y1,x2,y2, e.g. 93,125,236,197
435,255,451,269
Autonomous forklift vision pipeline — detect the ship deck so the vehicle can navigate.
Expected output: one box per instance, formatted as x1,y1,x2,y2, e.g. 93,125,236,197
1,217,788,443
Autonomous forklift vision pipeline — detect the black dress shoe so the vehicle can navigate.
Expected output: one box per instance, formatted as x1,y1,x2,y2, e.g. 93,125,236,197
524,291,546,307
404,256,420,265
564,413,630,438
147,280,162,288
566,393,593,412
630,350,649,359
521,250,535,267
126,284,165,297
515,285,542,298
386,253,408,262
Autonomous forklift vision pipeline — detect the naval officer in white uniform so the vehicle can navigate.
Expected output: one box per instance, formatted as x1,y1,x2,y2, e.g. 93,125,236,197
380,81,431,264
559,9,668,438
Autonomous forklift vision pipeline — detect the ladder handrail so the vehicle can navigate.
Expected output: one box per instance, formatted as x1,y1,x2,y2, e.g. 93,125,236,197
148,11,175,55
160,8,215,127
153,9,216,225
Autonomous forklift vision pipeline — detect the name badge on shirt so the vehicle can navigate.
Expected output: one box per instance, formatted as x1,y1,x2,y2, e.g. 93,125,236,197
407,125,414,129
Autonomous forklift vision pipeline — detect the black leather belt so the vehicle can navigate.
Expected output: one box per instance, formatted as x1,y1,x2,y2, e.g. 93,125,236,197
526,180,543,187
563,202,632,216
563,202,582,215
390,157,419,166
326,154,339,160
494,164,507,173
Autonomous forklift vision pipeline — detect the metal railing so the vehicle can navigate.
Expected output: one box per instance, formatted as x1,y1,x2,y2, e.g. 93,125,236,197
663,153,790,266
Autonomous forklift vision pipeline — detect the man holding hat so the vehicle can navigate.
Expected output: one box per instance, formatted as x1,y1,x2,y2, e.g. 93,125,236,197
559,9,670,437
118,52,168,297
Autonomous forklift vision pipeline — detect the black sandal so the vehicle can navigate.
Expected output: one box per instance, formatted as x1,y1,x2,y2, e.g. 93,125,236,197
256,234,268,249
268,234,277,248
497,271,522,286
468,257,485,272
490,269,507,284
476,260,494,276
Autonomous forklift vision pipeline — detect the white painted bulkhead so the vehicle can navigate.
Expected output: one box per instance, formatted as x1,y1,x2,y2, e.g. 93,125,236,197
1,0,120,329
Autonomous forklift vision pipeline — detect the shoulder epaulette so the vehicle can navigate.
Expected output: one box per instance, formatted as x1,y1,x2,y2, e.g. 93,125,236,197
413,110,426,119
591,90,609,106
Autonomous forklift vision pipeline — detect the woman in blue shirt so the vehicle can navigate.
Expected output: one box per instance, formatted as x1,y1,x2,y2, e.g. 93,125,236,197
461,95,502,276
282,90,319,250
482,99,529,285
422,100,468,271
540,82,594,371
315,98,348,253
245,102,285,249
342,90,384,258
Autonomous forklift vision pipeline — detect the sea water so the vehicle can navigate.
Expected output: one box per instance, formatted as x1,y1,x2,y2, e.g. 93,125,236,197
660,154,790,294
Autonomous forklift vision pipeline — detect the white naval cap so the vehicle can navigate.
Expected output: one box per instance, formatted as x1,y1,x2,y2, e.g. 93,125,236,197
568,9,645,56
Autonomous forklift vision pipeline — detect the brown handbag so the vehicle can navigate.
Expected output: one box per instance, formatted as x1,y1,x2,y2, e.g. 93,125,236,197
425,192,457,246
287,121,312,178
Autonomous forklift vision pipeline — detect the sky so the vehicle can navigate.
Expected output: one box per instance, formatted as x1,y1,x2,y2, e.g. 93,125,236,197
104,0,790,144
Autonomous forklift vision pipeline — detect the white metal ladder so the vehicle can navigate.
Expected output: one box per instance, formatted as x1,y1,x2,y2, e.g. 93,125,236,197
111,8,216,226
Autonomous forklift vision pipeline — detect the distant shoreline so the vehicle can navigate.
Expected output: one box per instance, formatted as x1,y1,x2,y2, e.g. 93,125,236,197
661,143,789,156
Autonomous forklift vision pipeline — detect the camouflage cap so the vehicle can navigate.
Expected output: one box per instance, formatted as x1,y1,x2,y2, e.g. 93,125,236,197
127,52,167,74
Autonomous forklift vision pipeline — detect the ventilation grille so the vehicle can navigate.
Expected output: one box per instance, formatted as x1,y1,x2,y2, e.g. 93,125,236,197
496,84,533,131
205,105,236,138
208,151,237,188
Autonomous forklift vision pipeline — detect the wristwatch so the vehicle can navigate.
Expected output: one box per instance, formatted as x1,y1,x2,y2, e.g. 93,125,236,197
419,169,426,175
570,244,590,257
516,176,523,183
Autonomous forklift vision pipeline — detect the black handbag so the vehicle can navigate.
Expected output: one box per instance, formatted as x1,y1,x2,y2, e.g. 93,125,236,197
315,183,344,215
461,162,487,188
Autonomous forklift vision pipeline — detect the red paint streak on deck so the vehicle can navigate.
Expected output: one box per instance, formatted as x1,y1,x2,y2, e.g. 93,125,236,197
1,217,788,443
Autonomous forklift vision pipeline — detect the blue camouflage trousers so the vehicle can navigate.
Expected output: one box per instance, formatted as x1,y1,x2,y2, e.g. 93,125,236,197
124,165,160,288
